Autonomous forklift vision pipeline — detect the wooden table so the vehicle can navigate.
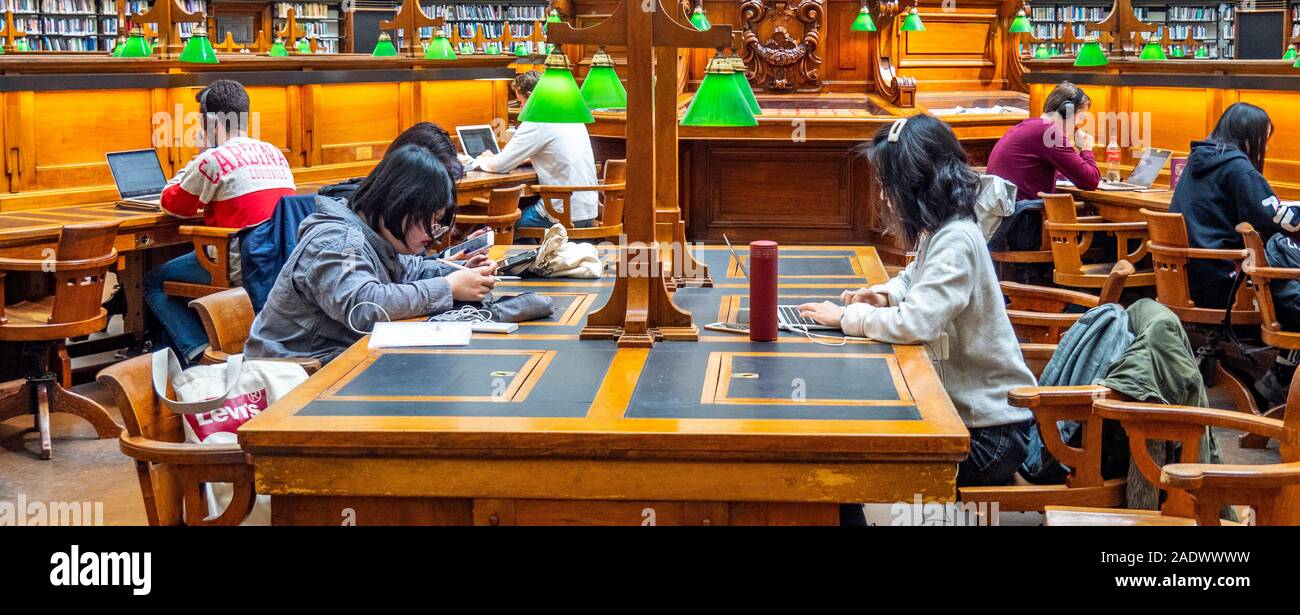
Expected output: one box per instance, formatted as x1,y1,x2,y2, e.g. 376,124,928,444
239,245,969,526
1061,185,1173,222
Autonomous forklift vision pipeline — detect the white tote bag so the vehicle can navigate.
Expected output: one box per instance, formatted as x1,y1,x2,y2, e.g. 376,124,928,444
152,349,308,524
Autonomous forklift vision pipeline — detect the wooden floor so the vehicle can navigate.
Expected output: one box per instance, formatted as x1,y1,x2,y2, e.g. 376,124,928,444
0,366,1281,526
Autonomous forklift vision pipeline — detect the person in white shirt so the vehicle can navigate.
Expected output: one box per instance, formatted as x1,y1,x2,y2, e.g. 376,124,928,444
475,71,599,230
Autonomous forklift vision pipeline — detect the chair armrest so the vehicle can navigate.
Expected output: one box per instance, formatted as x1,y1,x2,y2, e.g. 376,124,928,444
1148,244,1248,262
1002,281,1101,309
1093,399,1286,441
1008,385,1108,413
532,183,626,194
1245,265,1300,280
120,434,248,465
1162,460,1300,491
0,252,118,272
1045,220,1149,233
1006,310,1084,329
178,226,242,238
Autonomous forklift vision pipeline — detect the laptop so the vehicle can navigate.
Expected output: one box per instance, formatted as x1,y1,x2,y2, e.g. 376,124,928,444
107,149,168,210
723,235,836,331
456,124,501,158
1097,148,1172,191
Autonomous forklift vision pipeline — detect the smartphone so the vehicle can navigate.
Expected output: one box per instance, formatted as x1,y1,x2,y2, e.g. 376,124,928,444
443,229,494,259
704,321,750,335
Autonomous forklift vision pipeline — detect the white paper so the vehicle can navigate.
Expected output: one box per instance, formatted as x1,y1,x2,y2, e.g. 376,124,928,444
368,321,472,349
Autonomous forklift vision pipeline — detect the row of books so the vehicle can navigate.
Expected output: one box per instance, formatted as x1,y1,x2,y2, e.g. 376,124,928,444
39,0,97,14
275,2,334,18
424,3,547,21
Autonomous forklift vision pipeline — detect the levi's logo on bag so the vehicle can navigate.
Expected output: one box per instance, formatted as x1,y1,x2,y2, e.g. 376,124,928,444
183,389,269,442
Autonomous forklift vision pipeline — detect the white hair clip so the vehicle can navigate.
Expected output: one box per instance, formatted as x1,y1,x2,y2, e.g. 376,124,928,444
887,118,908,143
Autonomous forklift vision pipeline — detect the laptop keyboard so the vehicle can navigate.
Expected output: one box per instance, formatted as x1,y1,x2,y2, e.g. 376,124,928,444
778,305,822,328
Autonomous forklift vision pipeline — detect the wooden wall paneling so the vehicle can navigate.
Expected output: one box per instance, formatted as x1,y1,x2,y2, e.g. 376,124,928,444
285,85,306,168
302,83,322,167
4,91,35,194
1236,89,1300,181
0,93,7,194
157,86,195,177
31,89,156,194
314,83,403,166
898,9,1000,91
245,85,295,167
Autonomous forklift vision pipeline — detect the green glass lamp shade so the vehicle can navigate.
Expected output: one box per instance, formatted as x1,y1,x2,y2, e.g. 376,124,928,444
850,7,877,32
1195,46,1208,58
1074,40,1108,67
296,38,312,54
579,49,626,109
111,37,126,57
518,52,594,123
1285,47,1297,60
119,28,152,58
1170,46,1185,58
514,43,530,56
545,8,562,32
1138,41,1167,61
373,32,398,56
16,38,29,52
690,7,711,31
681,55,757,127
425,33,457,60
485,42,500,55
1009,10,1032,34
728,55,761,116
1033,45,1051,59
178,25,219,63
268,39,288,56
900,7,925,31
1293,52,1300,68
460,42,475,54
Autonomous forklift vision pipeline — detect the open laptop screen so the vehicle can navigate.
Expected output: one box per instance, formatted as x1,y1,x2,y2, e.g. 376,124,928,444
107,149,168,199
1127,149,1172,187
456,125,501,158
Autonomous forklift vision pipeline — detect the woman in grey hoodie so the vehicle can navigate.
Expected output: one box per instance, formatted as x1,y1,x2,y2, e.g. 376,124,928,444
798,114,1037,487
245,145,498,364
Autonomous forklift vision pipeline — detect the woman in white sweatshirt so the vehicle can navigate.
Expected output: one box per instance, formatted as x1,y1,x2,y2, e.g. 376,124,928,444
798,114,1037,487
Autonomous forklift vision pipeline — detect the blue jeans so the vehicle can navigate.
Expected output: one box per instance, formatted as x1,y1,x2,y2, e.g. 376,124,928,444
958,420,1033,487
143,251,211,362
516,203,595,229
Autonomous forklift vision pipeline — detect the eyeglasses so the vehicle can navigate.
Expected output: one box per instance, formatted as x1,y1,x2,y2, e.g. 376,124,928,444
431,223,450,240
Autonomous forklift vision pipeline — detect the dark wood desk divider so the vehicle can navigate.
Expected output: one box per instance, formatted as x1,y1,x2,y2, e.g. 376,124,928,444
135,0,205,58
548,1,732,347
380,0,442,57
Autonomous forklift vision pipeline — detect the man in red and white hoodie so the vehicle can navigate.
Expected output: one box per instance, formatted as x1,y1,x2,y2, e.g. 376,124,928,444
145,79,296,364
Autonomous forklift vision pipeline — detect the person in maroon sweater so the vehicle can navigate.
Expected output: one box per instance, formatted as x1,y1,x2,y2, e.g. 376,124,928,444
986,82,1101,199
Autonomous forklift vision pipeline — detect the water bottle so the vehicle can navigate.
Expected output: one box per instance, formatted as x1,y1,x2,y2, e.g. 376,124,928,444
1105,135,1122,183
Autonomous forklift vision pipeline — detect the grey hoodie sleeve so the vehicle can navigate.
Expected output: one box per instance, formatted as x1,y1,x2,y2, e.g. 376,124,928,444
400,254,458,281
297,231,453,327
841,230,975,343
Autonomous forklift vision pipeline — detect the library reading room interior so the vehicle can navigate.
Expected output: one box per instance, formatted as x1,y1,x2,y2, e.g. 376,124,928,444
0,0,1298,527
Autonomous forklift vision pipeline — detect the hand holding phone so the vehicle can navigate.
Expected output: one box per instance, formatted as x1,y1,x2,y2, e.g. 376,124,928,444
444,228,494,260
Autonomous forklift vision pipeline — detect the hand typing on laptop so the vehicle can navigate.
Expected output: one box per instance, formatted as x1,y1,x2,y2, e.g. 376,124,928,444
840,287,889,307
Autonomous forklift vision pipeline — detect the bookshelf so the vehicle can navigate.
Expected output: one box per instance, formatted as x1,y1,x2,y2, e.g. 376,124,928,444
273,2,340,53
1028,1,1236,58
420,1,547,53
0,0,204,52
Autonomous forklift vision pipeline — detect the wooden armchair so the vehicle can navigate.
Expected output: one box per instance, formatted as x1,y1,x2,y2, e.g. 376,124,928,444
1236,222,1297,444
518,158,626,242
162,225,241,299
98,354,256,526
0,221,125,459
1041,192,1154,290
959,385,1128,513
1141,208,1264,426
1045,375,1300,526
188,287,319,373
1005,260,1133,377
462,184,525,245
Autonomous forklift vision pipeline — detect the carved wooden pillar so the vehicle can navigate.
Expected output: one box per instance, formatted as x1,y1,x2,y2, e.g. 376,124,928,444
739,0,823,92
869,0,915,107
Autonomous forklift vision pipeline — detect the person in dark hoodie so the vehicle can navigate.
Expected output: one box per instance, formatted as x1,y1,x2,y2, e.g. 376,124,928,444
1170,102,1300,404
244,145,497,364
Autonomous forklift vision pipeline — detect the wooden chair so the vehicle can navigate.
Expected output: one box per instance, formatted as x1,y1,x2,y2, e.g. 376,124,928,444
0,221,125,459
1044,374,1300,526
1005,260,1133,378
1236,222,1296,446
517,158,626,242
1141,208,1265,425
98,354,256,526
960,385,1128,513
990,216,1053,283
189,287,320,373
162,225,242,299
1041,192,1154,290
462,184,525,245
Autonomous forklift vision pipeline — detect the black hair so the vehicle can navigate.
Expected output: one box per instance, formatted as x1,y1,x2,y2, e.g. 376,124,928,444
350,144,456,243
197,79,250,116
1210,102,1272,172
860,114,980,245
1043,81,1090,119
513,70,541,97
390,122,465,183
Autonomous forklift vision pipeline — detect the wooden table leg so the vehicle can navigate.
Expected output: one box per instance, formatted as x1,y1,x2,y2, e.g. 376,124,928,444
119,251,147,340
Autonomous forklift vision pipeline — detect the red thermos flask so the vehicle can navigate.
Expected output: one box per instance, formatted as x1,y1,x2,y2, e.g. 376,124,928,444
749,240,779,342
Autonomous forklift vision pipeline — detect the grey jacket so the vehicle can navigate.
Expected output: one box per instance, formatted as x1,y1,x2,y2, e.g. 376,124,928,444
244,196,456,364
840,218,1036,428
